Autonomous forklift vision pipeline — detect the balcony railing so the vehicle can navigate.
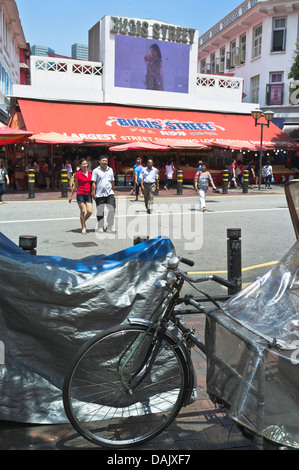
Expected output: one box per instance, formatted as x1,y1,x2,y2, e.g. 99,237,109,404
197,74,242,90
34,57,103,76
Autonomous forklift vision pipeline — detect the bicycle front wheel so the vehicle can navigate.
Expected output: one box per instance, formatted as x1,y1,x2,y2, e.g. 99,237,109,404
63,323,189,448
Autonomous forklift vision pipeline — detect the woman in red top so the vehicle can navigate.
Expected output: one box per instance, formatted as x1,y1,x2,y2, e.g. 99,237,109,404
69,158,93,235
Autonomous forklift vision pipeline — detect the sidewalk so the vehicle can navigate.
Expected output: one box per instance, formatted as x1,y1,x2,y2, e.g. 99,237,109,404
3,183,285,202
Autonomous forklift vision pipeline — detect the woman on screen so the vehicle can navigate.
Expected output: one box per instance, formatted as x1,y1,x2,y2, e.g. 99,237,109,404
144,43,164,91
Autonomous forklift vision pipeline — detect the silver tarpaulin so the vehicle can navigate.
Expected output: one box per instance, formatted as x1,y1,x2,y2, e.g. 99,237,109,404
206,239,299,449
0,234,173,424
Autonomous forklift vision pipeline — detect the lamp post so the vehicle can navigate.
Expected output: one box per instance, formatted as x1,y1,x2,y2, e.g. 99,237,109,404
251,109,274,190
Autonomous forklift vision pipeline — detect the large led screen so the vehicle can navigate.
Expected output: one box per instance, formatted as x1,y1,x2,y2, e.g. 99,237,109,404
114,34,190,93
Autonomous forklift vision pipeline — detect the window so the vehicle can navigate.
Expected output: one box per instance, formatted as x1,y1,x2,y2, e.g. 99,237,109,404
210,53,215,74
230,40,236,55
272,17,286,52
253,24,262,58
270,72,283,83
4,21,8,47
266,72,284,105
251,75,260,103
200,59,206,73
220,47,225,72
228,40,236,68
240,34,246,63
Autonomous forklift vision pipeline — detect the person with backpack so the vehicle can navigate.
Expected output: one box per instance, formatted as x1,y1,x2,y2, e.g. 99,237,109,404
194,162,217,212
262,161,273,189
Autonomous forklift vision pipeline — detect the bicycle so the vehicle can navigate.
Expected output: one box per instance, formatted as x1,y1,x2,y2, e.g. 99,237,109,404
62,254,236,449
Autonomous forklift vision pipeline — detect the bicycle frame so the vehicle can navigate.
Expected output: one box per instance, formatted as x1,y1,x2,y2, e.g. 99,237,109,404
118,278,184,392
62,254,243,449
122,262,235,393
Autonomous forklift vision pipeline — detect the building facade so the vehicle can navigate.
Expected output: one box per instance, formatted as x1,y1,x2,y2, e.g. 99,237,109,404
198,0,299,133
8,13,298,191
10,14,297,158
71,43,88,60
31,45,55,56
0,0,28,122
13,15,254,115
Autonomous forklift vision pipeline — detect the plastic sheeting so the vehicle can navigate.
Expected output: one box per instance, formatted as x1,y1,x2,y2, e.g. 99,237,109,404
0,233,173,424
206,239,299,449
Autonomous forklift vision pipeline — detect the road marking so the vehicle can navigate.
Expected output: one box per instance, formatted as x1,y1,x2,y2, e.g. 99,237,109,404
241,260,278,271
188,260,278,275
0,207,288,224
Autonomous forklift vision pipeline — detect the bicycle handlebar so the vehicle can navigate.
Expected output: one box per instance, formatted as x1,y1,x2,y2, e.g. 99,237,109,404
168,255,236,291
179,257,194,267
175,267,236,290
210,275,236,290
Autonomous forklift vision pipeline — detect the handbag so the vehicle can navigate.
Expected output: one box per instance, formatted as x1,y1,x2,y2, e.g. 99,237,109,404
271,176,274,183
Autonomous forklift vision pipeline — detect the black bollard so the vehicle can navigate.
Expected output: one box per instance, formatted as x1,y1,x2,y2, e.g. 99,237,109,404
243,170,249,193
19,235,37,255
176,170,183,195
227,228,242,295
61,169,68,198
27,168,35,199
222,170,229,194
133,236,149,245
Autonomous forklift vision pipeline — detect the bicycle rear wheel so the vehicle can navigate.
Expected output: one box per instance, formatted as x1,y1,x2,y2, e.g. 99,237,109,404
63,323,189,448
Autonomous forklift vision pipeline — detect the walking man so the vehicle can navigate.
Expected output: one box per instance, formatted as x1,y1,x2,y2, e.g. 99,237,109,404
140,158,159,214
91,155,116,233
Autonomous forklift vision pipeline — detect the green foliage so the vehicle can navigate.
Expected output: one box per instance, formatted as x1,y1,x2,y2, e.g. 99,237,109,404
288,43,299,80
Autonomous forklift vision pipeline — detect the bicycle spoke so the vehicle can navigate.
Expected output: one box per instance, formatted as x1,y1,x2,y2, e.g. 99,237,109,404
63,325,189,447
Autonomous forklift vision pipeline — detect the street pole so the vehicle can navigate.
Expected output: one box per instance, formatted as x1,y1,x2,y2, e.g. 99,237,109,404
251,109,274,191
258,123,263,190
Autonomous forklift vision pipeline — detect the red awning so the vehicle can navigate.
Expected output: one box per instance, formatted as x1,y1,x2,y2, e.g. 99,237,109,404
13,99,299,150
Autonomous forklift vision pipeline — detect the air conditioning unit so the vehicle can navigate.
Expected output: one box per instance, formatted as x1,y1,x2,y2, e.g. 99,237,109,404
233,53,241,66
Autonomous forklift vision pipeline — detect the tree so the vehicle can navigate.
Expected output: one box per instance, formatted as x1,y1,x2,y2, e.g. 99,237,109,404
288,43,299,105
288,43,299,80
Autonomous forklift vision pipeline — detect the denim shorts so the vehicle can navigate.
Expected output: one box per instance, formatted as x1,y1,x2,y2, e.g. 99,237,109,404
77,193,92,204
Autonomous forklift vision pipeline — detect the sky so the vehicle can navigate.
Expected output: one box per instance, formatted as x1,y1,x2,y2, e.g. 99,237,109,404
15,0,242,57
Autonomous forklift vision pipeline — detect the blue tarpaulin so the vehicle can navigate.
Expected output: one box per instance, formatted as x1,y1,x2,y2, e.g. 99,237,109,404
0,232,173,272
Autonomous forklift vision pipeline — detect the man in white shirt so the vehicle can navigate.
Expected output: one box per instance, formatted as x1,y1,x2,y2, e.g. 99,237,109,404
91,155,116,233
140,158,159,214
